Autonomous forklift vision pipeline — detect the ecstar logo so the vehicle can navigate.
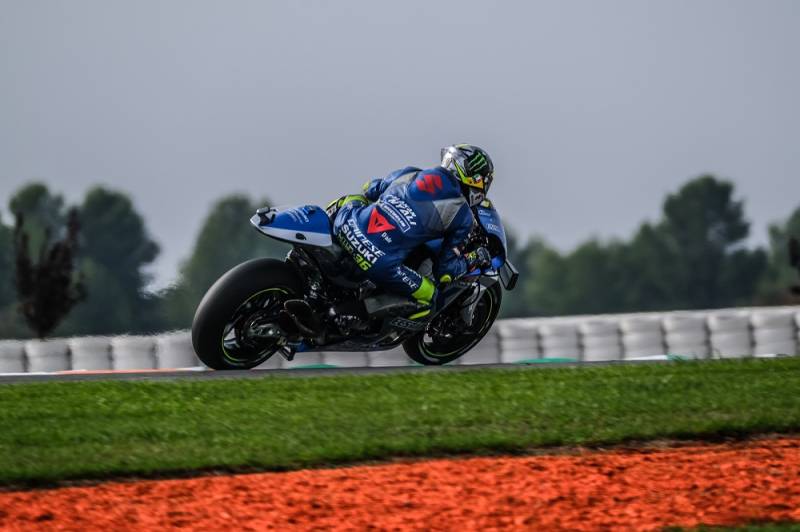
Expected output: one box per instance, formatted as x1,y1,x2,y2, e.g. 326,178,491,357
380,195,417,233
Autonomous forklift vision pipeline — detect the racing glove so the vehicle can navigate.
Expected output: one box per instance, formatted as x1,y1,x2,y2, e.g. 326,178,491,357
465,247,492,272
439,247,492,284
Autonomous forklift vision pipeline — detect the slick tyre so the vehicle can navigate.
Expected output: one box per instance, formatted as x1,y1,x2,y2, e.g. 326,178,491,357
403,283,502,365
192,259,303,370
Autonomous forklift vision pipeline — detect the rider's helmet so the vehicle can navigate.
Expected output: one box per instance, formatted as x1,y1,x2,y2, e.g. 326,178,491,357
440,144,495,206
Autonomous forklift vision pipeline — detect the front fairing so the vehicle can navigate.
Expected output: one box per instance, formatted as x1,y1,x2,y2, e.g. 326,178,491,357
473,200,508,262
474,201,518,289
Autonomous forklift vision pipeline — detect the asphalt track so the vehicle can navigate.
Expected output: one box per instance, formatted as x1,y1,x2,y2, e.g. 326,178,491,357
0,358,688,384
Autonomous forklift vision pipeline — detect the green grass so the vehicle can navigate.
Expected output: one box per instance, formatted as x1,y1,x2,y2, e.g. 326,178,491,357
1,358,799,486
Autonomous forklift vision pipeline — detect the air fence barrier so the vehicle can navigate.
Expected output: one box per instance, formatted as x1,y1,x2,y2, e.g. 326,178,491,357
1,305,799,373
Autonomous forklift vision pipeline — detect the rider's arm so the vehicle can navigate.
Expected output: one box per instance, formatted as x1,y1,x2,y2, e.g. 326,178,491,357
361,179,385,202
435,202,475,281
362,166,421,202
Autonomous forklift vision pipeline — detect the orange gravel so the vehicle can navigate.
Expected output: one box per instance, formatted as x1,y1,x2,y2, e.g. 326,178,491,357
1,438,799,531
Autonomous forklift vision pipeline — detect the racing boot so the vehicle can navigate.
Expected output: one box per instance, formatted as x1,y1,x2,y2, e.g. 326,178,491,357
407,277,436,321
357,279,437,321
283,299,323,338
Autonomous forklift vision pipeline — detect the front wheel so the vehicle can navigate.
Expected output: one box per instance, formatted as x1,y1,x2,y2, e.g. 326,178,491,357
403,283,502,365
192,259,303,370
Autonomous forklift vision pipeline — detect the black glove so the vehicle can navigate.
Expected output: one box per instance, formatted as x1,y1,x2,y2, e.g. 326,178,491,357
465,247,492,272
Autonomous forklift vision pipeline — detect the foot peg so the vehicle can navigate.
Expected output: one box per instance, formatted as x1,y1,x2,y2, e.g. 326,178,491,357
278,345,296,362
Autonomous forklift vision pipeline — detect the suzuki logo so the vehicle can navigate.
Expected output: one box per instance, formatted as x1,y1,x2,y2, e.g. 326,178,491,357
416,173,443,195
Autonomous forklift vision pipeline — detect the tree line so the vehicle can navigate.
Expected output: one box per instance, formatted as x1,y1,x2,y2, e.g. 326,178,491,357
0,175,798,338
501,175,800,317
0,184,286,338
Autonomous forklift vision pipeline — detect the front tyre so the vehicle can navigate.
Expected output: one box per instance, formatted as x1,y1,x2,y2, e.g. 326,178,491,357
403,283,502,365
191,259,303,370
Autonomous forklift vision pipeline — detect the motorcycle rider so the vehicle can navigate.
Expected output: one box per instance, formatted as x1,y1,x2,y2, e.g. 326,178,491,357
285,144,495,336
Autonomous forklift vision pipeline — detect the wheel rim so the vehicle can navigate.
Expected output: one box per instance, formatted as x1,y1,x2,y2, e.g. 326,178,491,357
220,287,289,366
418,288,496,361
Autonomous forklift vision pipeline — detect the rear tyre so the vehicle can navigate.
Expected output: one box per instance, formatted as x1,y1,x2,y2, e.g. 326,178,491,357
403,283,501,365
192,259,303,370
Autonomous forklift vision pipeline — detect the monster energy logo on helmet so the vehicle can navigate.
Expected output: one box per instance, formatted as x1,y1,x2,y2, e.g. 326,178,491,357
441,144,495,192
467,152,488,174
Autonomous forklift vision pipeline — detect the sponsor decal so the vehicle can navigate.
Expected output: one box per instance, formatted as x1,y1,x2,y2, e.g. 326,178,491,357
286,207,310,224
388,265,419,290
467,151,488,173
379,195,417,233
396,269,418,289
367,208,395,234
338,218,385,271
486,223,501,233
388,316,426,331
416,173,443,195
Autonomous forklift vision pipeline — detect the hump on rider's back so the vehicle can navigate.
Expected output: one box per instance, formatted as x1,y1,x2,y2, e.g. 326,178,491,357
406,167,462,202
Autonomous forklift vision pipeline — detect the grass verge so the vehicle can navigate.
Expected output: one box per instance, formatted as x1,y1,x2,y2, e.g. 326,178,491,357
1,357,799,486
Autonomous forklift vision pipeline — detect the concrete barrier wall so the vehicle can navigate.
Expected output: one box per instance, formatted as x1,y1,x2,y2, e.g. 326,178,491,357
2,305,799,372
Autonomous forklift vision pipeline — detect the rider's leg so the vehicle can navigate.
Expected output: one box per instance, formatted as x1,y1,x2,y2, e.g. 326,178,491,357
332,203,435,320
283,195,369,337
364,261,436,320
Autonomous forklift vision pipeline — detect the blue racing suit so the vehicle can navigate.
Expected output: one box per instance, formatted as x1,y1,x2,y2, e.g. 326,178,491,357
332,166,475,302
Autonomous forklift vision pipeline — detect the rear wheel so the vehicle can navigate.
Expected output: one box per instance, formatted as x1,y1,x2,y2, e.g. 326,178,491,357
403,283,501,365
192,259,303,370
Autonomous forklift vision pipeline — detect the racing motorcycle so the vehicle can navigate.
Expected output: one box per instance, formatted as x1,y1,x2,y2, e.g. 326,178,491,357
191,201,518,369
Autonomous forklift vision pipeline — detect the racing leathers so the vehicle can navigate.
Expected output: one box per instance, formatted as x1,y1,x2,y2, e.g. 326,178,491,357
331,166,475,307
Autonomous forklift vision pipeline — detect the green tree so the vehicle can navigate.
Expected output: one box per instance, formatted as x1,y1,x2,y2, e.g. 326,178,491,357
520,176,767,317
497,232,545,318
162,195,288,328
13,209,86,338
758,206,800,304
0,219,13,309
622,222,684,311
1,184,68,338
63,187,160,335
0,216,27,338
78,187,159,292
8,183,66,256
523,243,567,316
626,175,766,310
524,238,630,316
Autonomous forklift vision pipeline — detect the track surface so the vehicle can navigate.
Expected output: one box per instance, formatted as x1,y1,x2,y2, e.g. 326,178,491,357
2,437,798,531
0,358,682,384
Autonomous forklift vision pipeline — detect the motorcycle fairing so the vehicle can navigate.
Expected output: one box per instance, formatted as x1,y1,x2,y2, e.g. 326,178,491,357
474,200,508,260
248,200,517,352
474,200,518,290
250,205,333,247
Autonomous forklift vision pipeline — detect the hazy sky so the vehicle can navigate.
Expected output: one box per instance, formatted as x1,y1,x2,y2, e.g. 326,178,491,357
2,0,799,288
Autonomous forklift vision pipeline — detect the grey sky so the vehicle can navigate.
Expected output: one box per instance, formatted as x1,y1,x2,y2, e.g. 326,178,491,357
2,0,799,288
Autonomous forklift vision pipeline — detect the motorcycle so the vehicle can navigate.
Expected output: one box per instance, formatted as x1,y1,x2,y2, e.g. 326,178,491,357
191,200,518,369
